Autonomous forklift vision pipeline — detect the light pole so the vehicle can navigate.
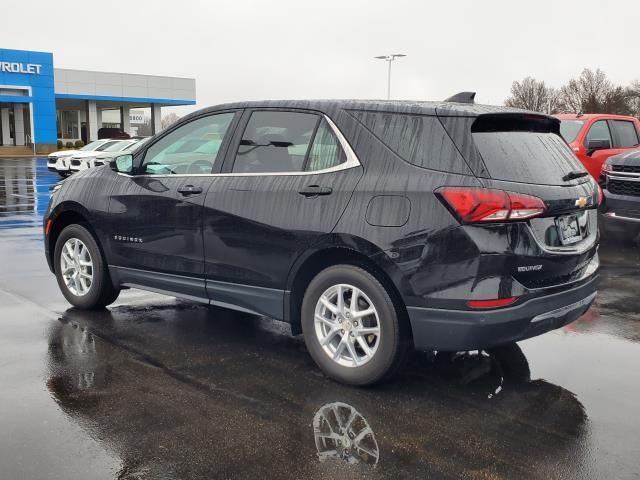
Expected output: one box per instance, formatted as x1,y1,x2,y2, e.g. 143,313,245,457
374,54,406,100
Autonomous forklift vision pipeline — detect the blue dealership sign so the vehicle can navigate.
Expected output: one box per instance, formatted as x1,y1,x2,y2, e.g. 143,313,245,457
0,48,57,145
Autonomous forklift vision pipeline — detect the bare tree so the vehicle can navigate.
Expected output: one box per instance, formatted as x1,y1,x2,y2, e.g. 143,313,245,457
626,80,640,118
557,68,631,114
504,77,560,113
161,112,180,130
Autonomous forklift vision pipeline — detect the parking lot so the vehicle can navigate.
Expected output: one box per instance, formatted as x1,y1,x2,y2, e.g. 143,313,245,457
0,157,639,479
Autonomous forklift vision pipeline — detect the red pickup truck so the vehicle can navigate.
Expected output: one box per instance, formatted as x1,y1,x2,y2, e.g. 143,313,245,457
556,114,640,179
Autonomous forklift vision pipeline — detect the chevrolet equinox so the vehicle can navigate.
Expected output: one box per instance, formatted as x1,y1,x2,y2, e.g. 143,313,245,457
44,96,600,385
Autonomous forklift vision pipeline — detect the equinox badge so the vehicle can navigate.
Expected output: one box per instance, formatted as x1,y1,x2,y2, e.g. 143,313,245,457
517,264,543,272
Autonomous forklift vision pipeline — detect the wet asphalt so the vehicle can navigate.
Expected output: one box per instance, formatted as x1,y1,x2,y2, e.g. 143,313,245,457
0,157,639,480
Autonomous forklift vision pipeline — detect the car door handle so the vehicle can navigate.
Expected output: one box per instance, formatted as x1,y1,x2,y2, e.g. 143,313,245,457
298,185,333,197
177,184,203,195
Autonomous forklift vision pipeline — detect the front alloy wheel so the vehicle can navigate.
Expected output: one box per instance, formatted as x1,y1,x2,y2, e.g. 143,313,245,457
60,238,94,296
54,223,120,309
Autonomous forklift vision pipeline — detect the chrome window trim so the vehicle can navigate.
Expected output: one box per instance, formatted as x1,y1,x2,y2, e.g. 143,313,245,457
123,114,361,178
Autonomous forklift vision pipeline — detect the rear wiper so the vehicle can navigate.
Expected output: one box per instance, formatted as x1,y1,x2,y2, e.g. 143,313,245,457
562,170,589,181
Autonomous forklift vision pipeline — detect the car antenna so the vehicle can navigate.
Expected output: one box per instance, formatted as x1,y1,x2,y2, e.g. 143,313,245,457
444,92,476,104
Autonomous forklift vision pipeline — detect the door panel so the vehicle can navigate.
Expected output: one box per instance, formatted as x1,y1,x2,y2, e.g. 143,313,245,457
582,119,624,178
202,167,363,306
202,108,363,318
107,176,207,278
105,111,240,298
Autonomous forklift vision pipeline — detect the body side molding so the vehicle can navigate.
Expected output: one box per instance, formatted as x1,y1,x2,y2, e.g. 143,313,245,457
109,266,286,319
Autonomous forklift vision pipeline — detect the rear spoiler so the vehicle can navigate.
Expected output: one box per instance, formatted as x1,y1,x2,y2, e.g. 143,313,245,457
472,113,560,134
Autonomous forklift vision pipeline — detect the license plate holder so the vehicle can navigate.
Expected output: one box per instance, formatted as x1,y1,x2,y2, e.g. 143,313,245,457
556,214,582,245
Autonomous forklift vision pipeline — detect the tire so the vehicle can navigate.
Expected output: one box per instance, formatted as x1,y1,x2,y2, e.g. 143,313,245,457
54,224,120,309
301,265,410,386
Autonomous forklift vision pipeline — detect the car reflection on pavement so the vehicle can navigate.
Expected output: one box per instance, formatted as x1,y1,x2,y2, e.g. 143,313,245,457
314,402,379,466
45,306,588,479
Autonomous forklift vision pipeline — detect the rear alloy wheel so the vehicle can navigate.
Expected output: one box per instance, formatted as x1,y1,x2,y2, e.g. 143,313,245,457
314,283,381,368
54,224,120,309
302,265,409,386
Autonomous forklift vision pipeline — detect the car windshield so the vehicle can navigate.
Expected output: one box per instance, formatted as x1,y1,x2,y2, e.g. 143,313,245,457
125,138,149,152
79,141,105,151
95,141,120,152
559,120,584,143
101,141,131,152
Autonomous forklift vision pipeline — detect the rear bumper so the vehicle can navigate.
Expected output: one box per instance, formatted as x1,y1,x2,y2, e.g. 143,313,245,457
407,273,598,351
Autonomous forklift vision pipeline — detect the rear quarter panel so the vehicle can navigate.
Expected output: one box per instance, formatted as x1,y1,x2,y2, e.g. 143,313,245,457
331,111,485,308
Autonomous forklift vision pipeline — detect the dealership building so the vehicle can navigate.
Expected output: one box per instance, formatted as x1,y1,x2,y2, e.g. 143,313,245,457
0,48,196,154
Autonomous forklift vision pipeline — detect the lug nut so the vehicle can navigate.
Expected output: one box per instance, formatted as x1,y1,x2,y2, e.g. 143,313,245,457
341,329,345,334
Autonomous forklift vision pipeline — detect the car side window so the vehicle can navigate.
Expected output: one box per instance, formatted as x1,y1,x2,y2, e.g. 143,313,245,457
305,119,347,171
232,111,348,174
232,111,320,173
141,113,235,175
611,120,639,148
585,120,612,148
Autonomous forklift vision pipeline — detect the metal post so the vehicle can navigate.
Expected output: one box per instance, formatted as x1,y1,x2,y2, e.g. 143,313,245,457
387,60,392,100
374,54,406,101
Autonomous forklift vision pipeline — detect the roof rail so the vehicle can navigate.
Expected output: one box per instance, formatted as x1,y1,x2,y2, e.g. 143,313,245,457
444,92,476,104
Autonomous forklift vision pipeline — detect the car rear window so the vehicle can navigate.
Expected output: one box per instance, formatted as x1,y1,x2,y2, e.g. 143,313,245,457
471,116,585,185
349,111,471,174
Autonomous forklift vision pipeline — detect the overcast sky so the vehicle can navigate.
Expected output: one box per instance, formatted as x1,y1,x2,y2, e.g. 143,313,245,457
4,0,639,117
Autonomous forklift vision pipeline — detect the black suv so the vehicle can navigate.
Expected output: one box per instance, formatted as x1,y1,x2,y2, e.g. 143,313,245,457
44,98,600,385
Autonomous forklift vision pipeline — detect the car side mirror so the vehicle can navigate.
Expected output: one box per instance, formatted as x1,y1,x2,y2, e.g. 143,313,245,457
110,154,134,174
586,139,611,156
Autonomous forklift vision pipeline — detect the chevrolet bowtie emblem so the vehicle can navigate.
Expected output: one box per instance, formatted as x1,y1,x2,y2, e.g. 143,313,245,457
575,197,588,208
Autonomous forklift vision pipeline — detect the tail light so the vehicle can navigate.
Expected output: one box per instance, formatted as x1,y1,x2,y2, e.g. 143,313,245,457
437,187,546,223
